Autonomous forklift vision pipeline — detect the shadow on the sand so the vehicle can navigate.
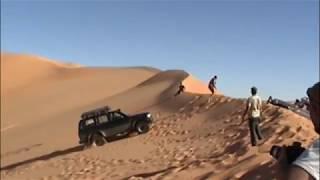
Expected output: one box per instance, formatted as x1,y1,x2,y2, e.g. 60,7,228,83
0,145,84,171
122,166,177,180
1,144,42,158
0,132,141,172
239,161,285,180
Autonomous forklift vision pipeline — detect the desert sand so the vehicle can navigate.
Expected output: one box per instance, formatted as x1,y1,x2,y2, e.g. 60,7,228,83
1,53,318,180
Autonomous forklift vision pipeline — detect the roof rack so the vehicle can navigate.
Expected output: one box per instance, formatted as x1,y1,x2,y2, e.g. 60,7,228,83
81,106,111,119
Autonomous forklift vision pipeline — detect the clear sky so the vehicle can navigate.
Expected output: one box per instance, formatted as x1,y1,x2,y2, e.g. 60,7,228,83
1,1,319,100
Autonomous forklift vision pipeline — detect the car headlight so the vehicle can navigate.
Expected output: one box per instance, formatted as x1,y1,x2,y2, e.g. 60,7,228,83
147,113,152,118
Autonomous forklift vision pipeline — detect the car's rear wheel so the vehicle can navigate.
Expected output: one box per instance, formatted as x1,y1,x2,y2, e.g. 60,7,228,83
136,122,150,134
92,133,107,146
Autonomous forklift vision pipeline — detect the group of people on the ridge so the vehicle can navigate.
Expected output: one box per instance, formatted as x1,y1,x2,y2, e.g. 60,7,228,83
174,72,319,180
175,74,319,179
267,96,293,109
266,95,310,110
295,97,310,109
241,83,319,180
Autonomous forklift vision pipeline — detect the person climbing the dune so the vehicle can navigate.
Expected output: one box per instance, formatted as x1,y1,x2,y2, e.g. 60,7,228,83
208,75,217,103
241,86,263,146
175,82,185,96
275,82,319,180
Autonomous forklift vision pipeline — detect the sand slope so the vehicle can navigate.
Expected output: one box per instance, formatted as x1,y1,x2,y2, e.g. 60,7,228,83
1,54,318,180
1,53,81,95
1,53,160,128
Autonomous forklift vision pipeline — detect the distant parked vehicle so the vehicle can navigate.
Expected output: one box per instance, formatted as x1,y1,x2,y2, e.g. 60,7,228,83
78,106,153,147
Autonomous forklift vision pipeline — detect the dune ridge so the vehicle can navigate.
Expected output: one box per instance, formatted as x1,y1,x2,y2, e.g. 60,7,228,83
182,75,221,95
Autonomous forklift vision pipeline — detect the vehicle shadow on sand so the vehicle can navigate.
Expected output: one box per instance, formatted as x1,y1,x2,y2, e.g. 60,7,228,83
239,161,285,180
1,132,142,172
122,166,177,180
0,145,84,171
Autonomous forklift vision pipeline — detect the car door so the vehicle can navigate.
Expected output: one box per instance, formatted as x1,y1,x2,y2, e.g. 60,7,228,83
108,111,131,135
80,118,96,140
96,114,111,136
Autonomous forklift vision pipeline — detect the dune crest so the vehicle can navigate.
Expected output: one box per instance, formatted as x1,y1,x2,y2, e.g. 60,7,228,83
182,75,221,95
2,53,82,68
1,53,81,94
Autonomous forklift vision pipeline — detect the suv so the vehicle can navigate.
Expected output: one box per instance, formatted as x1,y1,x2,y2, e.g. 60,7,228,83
78,106,153,146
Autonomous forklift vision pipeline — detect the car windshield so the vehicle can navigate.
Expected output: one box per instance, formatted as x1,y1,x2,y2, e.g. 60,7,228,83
109,111,125,121
114,112,124,119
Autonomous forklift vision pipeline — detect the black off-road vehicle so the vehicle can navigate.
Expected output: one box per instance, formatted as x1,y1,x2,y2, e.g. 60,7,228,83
78,106,153,147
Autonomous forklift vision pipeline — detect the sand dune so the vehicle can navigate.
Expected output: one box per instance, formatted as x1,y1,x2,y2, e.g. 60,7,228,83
1,53,81,95
1,54,318,180
1,53,160,128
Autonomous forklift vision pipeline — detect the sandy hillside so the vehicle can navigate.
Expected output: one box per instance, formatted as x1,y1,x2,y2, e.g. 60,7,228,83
1,54,318,180
1,53,159,128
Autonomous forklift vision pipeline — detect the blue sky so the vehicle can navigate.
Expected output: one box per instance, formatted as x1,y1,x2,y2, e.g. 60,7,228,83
1,1,319,100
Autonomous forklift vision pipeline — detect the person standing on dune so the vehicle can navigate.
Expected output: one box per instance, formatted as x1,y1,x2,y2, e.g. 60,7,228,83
242,86,263,146
208,75,217,103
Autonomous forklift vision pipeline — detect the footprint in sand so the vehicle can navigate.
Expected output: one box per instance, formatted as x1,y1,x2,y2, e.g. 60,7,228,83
191,106,200,112
296,126,302,132
204,100,221,110
179,107,185,112
221,157,237,167
1,123,19,132
234,170,249,179
189,96,201,104
188,100,196,105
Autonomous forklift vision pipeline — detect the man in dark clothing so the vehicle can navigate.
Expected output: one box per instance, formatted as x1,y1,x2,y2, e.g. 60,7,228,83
208,75,217,103
175,82,185,96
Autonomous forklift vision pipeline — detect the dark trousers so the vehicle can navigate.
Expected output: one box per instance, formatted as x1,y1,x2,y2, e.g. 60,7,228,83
208,85,215,94
249,117,263,146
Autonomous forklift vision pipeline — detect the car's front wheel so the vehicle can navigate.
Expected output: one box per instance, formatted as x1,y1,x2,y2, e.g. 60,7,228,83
92,133,107,146
136,122,150,134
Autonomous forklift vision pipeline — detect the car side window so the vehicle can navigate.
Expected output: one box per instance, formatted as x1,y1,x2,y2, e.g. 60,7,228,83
85,119,95,126
97,115,109,124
